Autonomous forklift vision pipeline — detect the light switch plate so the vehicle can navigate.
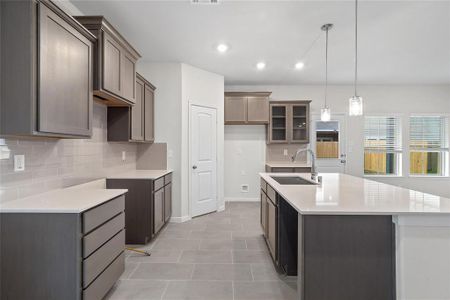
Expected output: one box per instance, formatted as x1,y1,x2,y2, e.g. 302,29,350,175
14,155,25,172
283,149,288,156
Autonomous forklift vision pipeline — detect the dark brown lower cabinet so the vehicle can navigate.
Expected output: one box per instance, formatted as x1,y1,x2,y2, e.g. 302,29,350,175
164,183,172,222
261,178,396,299
299,215,395,300
265,165,312,173
0,195,126,300
106,173,172,244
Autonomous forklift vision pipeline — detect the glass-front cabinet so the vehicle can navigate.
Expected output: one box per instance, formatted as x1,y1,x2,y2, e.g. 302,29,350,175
268,101,310,144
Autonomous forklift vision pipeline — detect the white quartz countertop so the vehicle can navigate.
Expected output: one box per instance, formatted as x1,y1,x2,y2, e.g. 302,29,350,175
266,162,311,168
107,169,172,180
260,173,450,215
0,185,127,213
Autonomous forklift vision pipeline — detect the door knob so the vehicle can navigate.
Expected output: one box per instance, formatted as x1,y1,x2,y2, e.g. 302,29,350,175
192,165,197,169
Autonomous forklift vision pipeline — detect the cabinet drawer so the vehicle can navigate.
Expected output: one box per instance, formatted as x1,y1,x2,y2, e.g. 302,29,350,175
271,167,294,173
83,252,125,300
260,178,267,193
83,230,125,287
267,185,276,203
83,212,125,258
83,195,124,233
164,173,172,185
154,177,164,191
293,167,311,173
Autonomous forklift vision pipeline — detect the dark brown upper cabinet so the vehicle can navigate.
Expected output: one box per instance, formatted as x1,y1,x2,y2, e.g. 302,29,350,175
107,73,155,143
268,101,311,144
75,16,141,106
0,0,95,138
224,92,271,125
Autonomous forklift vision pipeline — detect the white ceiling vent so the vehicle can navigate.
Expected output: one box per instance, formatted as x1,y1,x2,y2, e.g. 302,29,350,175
191,0,220,4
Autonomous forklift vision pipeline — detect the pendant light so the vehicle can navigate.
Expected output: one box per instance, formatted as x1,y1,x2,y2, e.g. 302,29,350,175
349,0,363,116
321,23,333,122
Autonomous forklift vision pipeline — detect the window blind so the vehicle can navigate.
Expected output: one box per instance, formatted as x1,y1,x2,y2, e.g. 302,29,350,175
364,116,402,152
410,116,449,151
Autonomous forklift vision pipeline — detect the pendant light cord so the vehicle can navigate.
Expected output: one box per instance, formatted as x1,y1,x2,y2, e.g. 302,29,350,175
354,0,358,96
325,27,329,107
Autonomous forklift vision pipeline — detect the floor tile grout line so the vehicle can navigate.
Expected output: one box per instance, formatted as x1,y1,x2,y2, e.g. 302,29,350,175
159,281,170,300
127,261,141,279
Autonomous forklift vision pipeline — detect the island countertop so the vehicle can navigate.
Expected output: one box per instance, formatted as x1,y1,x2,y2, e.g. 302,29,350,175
260,172,450,215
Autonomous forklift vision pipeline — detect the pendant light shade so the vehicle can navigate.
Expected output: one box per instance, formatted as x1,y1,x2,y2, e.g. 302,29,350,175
321,23,333,122
349,95,363,116
321,107,331,122
349,0,363,116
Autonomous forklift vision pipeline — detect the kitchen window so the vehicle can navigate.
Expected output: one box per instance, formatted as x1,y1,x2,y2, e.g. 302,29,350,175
409,116,449,176
364,116,402,176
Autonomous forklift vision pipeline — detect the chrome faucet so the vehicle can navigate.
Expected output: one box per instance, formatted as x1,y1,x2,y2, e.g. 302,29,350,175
291,148,318,181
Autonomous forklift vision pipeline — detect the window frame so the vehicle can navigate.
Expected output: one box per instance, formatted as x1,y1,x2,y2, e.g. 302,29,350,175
363,114,403,177
408,114,449,178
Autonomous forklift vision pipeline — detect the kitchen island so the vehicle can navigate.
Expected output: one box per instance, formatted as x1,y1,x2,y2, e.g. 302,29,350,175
260,172,450,300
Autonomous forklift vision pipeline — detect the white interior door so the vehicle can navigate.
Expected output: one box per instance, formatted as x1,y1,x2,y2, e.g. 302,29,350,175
310,113,347,173
190,105,217,217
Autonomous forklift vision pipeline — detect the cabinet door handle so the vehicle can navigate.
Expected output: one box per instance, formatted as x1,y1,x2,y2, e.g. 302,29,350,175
192,165,198,170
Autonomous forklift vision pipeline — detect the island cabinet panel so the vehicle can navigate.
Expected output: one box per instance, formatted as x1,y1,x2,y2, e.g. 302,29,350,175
267,196,278,261
0,196,126,300
75,16,141,106
224,92,271,125
260,190,268,237
300,215,395,300
106,173,172,244
0,0,95,138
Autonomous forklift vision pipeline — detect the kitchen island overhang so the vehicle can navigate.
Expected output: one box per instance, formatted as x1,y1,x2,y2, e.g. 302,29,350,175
260,172,450,300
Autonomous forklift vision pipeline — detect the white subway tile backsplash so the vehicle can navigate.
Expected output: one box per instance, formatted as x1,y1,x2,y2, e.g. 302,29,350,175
0,103,138,203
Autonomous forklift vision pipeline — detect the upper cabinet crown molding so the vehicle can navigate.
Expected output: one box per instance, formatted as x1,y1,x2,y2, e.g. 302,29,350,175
225,92,272,98
224,91,271,125
0,0,95,138
75,16,141,107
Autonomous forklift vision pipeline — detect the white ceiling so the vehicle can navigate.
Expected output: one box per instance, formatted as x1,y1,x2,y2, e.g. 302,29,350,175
72,0,450,85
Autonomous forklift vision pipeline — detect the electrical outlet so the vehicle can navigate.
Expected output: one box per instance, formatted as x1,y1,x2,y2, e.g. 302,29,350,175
14,155,25,172
121,151,126,161
241,184,249,193
283,149,288,156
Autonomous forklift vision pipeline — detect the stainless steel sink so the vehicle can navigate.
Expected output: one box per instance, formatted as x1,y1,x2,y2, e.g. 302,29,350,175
270,176,317,185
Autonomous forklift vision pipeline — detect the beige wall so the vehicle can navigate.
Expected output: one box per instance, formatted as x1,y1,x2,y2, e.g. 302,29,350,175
0,103,138,203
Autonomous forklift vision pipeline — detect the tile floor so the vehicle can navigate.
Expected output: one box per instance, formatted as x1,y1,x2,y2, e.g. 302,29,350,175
105,202,297,300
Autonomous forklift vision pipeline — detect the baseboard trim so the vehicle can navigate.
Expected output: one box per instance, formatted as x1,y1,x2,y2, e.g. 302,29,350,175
217,204,225,212
225,197,259,202
169,215,191,223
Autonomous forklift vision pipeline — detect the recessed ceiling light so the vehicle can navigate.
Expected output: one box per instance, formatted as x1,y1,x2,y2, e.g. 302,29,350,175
256,62,266,70
295,62,305,70
217,43,228,53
